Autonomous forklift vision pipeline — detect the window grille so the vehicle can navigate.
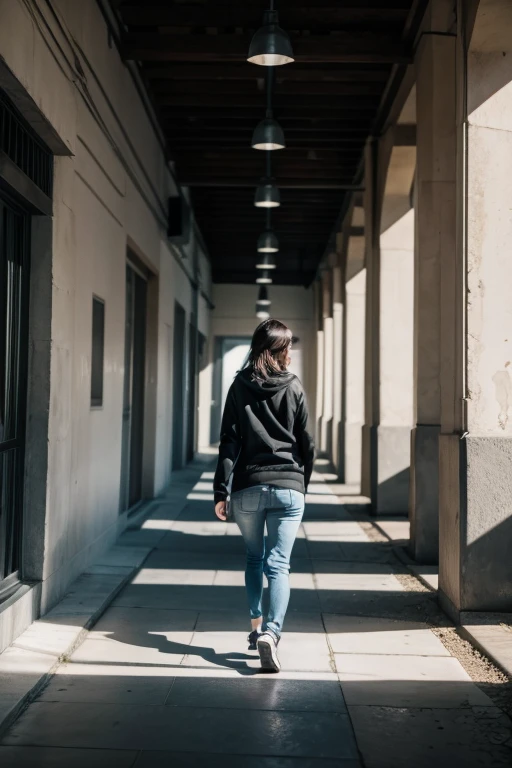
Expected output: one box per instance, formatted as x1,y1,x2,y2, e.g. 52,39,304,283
0,90,53,198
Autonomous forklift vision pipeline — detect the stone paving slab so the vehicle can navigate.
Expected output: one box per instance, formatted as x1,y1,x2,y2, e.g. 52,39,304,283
348,705,512,768
133,754,362,768
166,676,348,712
324,614,451,656
0,746,137,768
182,630,333,673
38,664,176,704
336,653,494,707
3,702,360,759
460,620,512,678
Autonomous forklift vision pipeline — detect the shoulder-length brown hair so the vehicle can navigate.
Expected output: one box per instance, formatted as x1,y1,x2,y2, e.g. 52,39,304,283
246,318,292,380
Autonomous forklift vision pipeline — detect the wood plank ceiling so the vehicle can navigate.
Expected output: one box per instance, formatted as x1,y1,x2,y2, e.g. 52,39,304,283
113,1,425,285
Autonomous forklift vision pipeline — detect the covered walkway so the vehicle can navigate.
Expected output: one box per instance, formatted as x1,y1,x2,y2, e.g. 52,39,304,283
1,459,509,767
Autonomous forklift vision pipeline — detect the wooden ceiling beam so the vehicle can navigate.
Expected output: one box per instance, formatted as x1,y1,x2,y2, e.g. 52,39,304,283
156,93,379,108
181,178,361,189
159,106,375,119
123,34,410,65
151,80,384,97
143,64,392,83
120,6,409,29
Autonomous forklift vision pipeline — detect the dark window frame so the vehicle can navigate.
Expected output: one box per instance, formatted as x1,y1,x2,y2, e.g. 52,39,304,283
91,295,105,409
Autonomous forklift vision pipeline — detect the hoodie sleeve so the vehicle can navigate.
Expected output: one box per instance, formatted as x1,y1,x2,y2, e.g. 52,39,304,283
213,384,241,504
294,388,315,491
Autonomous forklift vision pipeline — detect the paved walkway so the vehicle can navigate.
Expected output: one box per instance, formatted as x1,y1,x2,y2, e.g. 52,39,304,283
1,461,511,767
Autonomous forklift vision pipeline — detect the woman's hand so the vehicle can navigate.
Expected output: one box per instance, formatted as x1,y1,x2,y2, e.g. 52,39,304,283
215,501,227,521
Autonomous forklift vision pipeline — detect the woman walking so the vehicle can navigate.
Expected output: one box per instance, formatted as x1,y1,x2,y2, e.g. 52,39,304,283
214,319,315,672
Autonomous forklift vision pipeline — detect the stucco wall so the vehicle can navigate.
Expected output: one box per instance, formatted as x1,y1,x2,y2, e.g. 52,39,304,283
0,0,212,612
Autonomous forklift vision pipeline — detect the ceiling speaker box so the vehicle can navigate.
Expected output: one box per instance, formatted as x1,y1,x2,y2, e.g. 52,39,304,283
168,195,191,245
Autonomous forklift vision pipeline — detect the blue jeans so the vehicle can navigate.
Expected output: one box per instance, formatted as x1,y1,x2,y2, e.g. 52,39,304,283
231,485,305,637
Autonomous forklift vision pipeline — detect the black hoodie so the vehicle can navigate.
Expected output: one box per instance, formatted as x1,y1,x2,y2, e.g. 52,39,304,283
214,367,315,504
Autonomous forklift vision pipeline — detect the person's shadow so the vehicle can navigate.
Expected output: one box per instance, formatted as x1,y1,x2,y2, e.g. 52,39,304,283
111,627,262,675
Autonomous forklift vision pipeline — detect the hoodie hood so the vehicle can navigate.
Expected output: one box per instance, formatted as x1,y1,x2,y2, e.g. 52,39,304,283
237,366,296,397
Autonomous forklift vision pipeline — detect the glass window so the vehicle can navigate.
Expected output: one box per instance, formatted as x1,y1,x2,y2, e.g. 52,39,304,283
91,297,105,407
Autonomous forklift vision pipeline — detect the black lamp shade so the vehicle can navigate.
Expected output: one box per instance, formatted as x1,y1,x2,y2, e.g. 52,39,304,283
256,252,276,270
248,10,294,66
257,286,271,305
254,178,280,208
252,117,285,150
257,229,279,253
256,270,273,284
256,302,271,319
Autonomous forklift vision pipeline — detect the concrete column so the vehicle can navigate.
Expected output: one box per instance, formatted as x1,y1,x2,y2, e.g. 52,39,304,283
362,136,415,514
331,264,343,471
410,30,457,563
314,279,324,444
344,267,366,487
439,0,512,617
320,270,334,455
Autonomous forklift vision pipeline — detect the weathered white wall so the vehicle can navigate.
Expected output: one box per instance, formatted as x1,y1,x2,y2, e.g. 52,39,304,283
0,0,212,612
199,284,316,447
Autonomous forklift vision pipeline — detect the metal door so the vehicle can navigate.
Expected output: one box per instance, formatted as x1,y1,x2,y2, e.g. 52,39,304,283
120,263,147,512
0,195,30,591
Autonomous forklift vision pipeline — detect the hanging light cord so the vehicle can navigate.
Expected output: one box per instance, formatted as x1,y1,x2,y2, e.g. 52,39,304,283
266,65,274,118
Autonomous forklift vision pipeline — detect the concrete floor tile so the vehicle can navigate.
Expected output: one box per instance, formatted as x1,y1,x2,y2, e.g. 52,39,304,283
94,545,151,569
337,542,395,564
194,610,325,634
90,606,198,634
348,705,512,768
0,746,137,768
180,630,260,672
336,653,493,707
166,676,347,712
2,702,359,758
303,522,368,538
134,753,362,768
304,540,345,560
315,571,404,593
71,632,193,666
38,665,175,704
132,568,216,586
156,533,245,554
112,584,248,612
318,588,435,617
182,630,333,673
324,615,450,656
461,622,512,678
143,551,246,571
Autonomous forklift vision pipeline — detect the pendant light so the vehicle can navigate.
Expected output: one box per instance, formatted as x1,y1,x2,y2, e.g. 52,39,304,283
257,210,279,254
254,153,280,208
257,285,271,306
256,307,271,320
256,252,277,270
254,177,280,208
257,229,279,253
252,68,285,150
256,270,273,284
252,116,285,151
248,3,294,67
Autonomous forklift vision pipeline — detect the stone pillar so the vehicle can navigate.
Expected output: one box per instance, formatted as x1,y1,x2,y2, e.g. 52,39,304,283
332,263,343,472
439,0,512,617
410,29,456,563
320,270,334,455
314,279,324,445
362,136,415,514
344,267,366,488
